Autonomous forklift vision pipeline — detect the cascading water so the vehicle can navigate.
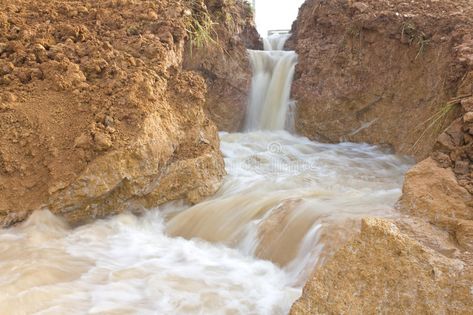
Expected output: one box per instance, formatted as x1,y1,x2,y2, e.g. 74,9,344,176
0,34,413,315
245,34,297,131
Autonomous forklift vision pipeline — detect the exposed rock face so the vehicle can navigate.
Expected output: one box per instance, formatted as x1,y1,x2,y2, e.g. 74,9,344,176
400,158,473,244
291,218,473,314
289,0,473,160
0,0,229,226
183,0,261,132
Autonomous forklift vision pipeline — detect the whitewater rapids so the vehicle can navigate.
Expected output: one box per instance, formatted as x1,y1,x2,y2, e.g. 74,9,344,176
0,131,412,315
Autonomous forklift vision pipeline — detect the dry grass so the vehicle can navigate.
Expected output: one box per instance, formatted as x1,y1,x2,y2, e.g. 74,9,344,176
401,22,430,60
410,96,468,152
185,0,219,54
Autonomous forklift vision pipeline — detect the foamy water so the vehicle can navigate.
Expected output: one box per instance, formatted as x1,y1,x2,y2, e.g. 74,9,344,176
245,34,297,131
0,131,412,314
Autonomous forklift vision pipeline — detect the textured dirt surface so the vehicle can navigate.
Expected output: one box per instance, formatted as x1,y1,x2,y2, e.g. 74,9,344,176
290,218,473,314
289,0,473,160
0,0,245,225
184,0,261,132
400,158,473,251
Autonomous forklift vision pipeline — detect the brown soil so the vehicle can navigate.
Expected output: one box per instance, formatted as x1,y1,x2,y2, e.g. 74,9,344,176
0,0,257,225
289,0,473,160
183,0,261,132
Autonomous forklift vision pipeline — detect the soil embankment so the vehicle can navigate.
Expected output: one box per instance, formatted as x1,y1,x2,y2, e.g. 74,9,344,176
183,0,261,132
289,0,473,160
0,0,256,226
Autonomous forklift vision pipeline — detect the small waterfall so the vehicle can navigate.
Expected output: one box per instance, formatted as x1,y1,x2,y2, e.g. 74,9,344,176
245,34,298,131
263,34,291,51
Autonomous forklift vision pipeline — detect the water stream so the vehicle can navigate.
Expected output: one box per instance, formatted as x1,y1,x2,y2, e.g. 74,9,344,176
0,35,413,315
245,34,297,131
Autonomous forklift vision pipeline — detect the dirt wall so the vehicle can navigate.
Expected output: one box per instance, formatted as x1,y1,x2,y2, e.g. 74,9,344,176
0,0,233,226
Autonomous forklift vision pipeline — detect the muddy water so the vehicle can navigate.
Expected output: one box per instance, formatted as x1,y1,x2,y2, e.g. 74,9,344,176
246,34,297,131
0,131,412,314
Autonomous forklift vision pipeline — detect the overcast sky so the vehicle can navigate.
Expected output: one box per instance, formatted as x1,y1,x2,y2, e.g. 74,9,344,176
252,0,305,36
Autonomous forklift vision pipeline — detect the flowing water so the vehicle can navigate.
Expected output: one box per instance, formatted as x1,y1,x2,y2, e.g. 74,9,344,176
246,34,297,131
0,35,413,315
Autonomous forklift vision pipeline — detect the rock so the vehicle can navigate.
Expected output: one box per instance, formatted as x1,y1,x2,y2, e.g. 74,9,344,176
147,11,158,21
434,132,456,153
455,160,470,174
456,220,473,251
93,132,112,151
431,151,452,168
0,61,14,75
0,42,6,55
466,146,473,160
464,133,473,145
290,218,473,314
400,158,473,230
103,115,113,127
462,97,473,112
446,119,465,146
464,111,473,123
32,43,49,63
399,156,473,260
73,133,90,149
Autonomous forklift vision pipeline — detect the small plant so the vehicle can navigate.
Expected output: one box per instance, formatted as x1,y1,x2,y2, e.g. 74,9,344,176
401,22,416,43
411,97,464,153
347,24,362,38
185,0,219,54
342,24,363,59
415,36,430,60
401,22,430,60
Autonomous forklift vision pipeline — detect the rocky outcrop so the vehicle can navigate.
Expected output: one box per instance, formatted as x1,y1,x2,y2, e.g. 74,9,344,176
291,218,473,314
400,158,473,247
183,0,261,132
0,0,228,226
289,0,473,160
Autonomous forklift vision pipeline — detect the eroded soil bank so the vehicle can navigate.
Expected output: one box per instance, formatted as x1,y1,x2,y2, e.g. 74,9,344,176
289,0,473,160
290,1,473,313
183,0,261,132
0,0,256,226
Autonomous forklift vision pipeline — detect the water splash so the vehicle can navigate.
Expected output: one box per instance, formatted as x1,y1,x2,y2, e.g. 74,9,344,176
168,131,413,285
263,34,291,51
0,209,298,315
0,131,412,314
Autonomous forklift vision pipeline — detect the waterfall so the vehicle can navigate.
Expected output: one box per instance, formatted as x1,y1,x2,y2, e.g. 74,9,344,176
245,34,298,131
263,34,291,51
